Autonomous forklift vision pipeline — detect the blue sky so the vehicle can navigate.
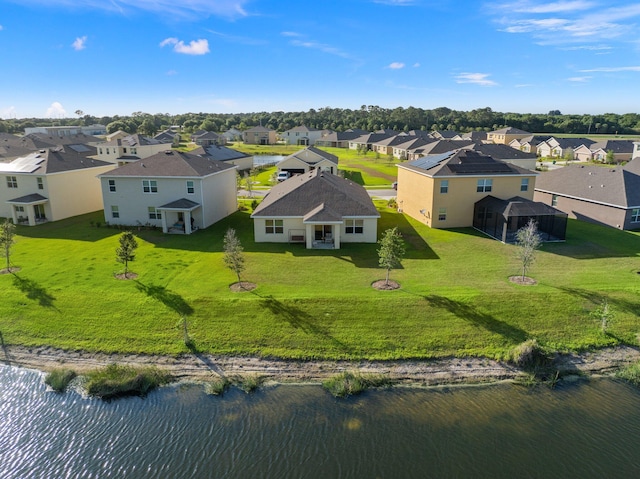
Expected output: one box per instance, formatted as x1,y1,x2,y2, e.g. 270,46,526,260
1,0,640,119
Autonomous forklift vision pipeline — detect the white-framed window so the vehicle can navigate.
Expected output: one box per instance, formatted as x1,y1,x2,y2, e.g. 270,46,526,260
345,219,364,234
37,177,44,190
438,208,447,221
106,148,110,154
6,176,17,188
477,179,492,193
186,180,195,194
631,209,640,223
143,180,158,193
99,147,103,154
131,148,137,155
552,194,558,207
265,219,283,234
520,178,529,192
123,148,127,154
15,206,24,213
108,179,116,192
440,180,449,194
111,205,119,218
148,207,161,220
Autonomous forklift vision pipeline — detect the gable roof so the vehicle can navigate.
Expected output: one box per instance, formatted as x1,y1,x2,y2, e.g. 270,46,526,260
399,149,533,177
282,146,338,165
284,125,321,133
245,125,274,133
489,127,531,136
191,145,250,161
468,143,537,159
98,150,236,178
534,159,640,208
104,134,163,147
546,137,596,149
251,168,379,218
412,139,475,155
589,140,636,154
0,146,107,174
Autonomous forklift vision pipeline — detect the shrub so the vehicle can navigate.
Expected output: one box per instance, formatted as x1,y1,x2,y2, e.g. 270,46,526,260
616,361,640,387
235,374,263,393
507,339,549,369
387,198,398,209
204,377,230,396
322,372,393,398
85,363,172,399
44,368,77,393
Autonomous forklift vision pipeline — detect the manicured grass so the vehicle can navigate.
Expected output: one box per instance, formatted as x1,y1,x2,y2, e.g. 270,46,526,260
1,207,639,361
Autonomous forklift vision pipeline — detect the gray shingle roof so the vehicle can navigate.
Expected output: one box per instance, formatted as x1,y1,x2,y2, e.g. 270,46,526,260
535,160,640,208
283,146,338,165
399,149,533,177
7,193,48,204
191,145,250,161
489,127,531,135
589,140,636,154
0,147,107,175
98,150,236,178
251,169,379,218
469,143,537,159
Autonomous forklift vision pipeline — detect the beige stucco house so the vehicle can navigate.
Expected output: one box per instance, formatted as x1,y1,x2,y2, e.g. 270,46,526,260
396,149,537,228
0,147,116,225
277,147,338,176
243,126,277,145
280,125,324,146
98,150,237,234
487,127,531,145
251,168,379,249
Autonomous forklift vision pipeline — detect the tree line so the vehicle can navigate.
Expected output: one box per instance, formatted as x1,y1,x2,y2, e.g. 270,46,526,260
2,106,639,136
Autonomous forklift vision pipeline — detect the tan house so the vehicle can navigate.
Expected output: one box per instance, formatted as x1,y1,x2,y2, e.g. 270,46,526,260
509,135,551,154
0,147,116,225
536,137,595,159
243,126,277,145
534,159,640,230
487,127,531,145
251,168,379,249
396,149,536,228
97,134,168,165
98,150,237,234
465,143,538,170
277,146,338,176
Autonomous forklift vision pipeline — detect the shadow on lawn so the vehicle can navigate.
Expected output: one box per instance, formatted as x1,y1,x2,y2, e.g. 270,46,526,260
422,294,527,343
257,294,352,353
12,274,57,308
555,286,640,317
134,281,194,316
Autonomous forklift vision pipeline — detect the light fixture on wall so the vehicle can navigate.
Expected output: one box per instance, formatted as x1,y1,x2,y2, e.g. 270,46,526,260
419,209,426,215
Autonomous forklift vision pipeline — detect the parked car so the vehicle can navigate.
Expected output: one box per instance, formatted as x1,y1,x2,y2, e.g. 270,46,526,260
277,171,291,182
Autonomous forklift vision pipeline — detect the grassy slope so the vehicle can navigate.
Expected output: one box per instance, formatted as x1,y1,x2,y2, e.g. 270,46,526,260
1,205,639,361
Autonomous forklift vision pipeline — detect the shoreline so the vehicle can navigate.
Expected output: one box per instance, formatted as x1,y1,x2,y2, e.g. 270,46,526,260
3,344,640,386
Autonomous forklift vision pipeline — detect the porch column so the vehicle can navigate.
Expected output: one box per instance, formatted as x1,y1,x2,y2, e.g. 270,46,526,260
10,207,18,225
185,211,192,234
333,228,341,249
305,224,313,249
27,205,37,226
161,215,168,234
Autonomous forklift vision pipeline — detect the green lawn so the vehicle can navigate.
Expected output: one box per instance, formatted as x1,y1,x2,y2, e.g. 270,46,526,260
1,207,639,361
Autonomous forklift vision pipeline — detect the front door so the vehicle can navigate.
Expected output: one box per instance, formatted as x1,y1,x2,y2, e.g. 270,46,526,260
34,204,46,220
314,225,332,241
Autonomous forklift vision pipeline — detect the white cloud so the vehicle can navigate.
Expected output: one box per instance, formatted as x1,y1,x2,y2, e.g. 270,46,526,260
12,0,249,20
46,102,66,118
281,31,302,37
579,66,640,72
567,76,591,82
373,0,416,5
290,39,352,60
72,36,87,51
413,62,420,68
160,37,209,55
0,25,4,31
388,62,405,69
454,72,498,86
507,1,596,14
166,70,178,76
1,106,17,118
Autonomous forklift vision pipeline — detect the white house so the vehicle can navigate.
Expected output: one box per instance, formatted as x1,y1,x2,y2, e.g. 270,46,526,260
98,150,237,234
277,147,339,176
251,168,379,249
280,125,324,146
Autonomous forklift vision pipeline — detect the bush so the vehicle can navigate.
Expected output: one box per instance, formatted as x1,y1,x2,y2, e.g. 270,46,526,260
616,361,640,387
85,363,172,399
322,372,393,398
387,198,398,209
235,374,263,393
507,339,549,369
204,377,230,396
44,368,77,393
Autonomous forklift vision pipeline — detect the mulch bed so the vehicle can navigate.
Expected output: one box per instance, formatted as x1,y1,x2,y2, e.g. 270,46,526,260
371,279,400,290
230,281,257,292
508,275,537,286
114,272,139,280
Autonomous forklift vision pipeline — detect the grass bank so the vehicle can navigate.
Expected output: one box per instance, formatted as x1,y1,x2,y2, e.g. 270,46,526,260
1,205,639,362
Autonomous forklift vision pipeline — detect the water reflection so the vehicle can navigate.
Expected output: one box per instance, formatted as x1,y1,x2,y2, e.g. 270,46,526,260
1,365,639,478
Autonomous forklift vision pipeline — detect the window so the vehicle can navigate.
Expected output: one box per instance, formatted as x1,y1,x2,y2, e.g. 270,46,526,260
345,219,364,234
131,148,137,155
6,176,17,188
143,180,158,193
15,206,24,213
186,180,195,194
108,179,116,192
265,219,283,234
99,148,103,155
631,209,640,223
148,207,161,220
551,194,558,207
440,180,449,194
520,178,529,192
477,179,492,193
111,205,119,218
123,148,127,154
106,148,109,154
438,208,447,221
37,177,44,190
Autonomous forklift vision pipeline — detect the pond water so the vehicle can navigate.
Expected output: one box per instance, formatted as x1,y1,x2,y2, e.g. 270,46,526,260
253,155,284,167
1,365,640,478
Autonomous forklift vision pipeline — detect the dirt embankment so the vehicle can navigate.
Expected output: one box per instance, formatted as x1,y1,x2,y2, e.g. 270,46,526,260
3,345,639,386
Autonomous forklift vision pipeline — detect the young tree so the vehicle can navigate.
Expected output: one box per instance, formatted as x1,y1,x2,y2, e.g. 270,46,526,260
605,149,615,165
223,228,245,283
377,227,406,286
115,231,138,278
515,219,542,281
243,171,253,197
0,219,16,272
